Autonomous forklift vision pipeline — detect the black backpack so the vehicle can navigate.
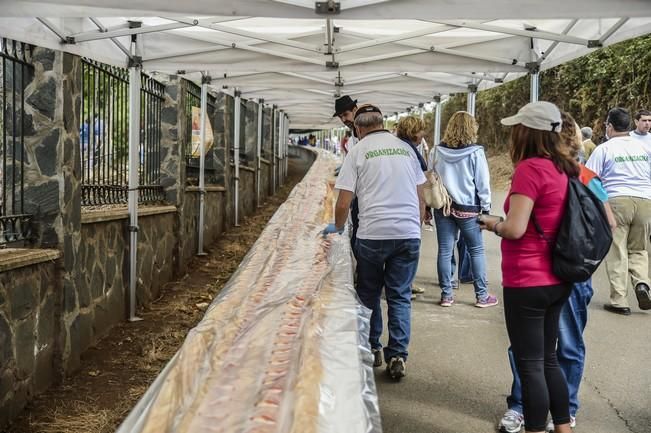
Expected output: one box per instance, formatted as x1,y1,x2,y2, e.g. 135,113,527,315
532,177,613,283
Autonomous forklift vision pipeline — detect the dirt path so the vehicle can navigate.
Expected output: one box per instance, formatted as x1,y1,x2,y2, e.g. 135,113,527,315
4,175,304,433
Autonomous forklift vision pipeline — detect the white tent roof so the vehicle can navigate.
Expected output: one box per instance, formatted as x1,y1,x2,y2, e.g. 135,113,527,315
2,1,650,128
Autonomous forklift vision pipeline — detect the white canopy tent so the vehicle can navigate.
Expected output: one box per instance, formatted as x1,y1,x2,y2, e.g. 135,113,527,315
2,1,650,320
1,1,650,128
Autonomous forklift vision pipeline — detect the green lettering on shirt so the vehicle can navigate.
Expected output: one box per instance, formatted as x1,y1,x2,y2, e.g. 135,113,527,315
613,155,649,163
365,147,410,159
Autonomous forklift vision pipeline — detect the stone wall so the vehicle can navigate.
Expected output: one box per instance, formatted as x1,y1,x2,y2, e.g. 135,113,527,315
239,168,256,218
259,161,272,204
179,189,226,269
0,253,61,426
0,43,291,428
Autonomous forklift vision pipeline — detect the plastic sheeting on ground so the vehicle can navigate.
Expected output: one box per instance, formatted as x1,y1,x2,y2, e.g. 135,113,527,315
116,149,382,433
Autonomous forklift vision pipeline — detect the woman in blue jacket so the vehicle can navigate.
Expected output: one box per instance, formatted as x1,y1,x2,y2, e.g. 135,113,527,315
431,111,497,308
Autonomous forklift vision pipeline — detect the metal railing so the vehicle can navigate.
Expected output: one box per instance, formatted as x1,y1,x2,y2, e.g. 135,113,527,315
183,80,220,184
1,38,33,245
80,59,165,206
139,73,165,202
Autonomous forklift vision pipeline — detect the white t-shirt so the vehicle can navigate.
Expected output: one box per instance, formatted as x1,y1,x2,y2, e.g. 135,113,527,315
335,130,426,240
629,130,651,147
585,134,651,199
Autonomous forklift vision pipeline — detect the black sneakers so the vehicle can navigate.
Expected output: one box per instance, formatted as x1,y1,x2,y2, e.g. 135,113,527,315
372,348,383,367
386,357,406,380
634,283,651,310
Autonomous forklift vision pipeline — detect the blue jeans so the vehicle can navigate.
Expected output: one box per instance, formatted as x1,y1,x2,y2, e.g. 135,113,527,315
451,235,473,282
434,210,488,300
354,238,420,361
507,280,594,417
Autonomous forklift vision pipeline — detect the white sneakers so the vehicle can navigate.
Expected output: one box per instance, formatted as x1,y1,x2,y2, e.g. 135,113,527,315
499,409,576,433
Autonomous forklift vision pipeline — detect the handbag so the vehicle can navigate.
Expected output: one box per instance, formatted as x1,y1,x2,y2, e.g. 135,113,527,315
424,170,451,215
424,143,451,215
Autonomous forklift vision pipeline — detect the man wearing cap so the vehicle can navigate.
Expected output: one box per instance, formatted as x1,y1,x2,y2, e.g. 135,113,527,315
586,107,651,315
333,95,359,154
324,104,427,380
333,95,362,252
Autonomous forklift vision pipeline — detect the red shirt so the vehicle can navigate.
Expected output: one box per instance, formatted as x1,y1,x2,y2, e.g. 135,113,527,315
501,157,568,288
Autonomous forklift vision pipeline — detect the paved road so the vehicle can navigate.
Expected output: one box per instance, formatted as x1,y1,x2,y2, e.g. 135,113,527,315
375,191,651,433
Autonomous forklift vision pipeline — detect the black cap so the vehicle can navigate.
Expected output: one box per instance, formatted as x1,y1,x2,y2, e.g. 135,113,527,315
353,104,382,120
333,95,358,117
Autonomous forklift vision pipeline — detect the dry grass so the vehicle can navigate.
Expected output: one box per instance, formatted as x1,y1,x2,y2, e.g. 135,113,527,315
487,151,513,191
5,173,305,433
29,400,119,433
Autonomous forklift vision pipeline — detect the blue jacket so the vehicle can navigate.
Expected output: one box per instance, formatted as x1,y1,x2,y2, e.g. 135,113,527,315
431,143,491,212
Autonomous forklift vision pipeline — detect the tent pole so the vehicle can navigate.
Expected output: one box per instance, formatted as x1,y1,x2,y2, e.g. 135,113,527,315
197,75,209,256
234,89,241,226
466,83,477,116
272,105,277,194
279,110,284,187
256,98,263,206
128,35,142,322
530,70,540,102
284,114,289,178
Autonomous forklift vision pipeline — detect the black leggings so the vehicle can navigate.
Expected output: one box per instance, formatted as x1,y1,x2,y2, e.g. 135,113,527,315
504,283,572,432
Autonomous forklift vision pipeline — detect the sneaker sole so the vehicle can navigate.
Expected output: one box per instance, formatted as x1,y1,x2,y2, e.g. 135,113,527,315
498,424,522,433
475,301,499,308
635,286,651,310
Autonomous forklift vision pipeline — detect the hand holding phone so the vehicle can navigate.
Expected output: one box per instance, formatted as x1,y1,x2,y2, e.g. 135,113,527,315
477,214,504,231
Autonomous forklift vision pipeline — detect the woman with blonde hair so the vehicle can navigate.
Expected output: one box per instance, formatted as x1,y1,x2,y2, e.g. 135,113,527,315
432,111,496,308
395,116,428,172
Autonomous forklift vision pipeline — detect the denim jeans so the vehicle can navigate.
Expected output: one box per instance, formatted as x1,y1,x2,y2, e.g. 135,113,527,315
451,235,473,282
434,210,488,300
507,280,594,417
354,238,420,361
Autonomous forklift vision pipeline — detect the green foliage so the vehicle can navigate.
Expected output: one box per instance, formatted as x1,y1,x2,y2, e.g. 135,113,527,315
425,34,651,150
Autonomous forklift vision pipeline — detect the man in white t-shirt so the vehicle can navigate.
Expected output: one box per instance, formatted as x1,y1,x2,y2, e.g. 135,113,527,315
586,107,651,315
629,109,651,147
324,104,426,380
333,95,362,252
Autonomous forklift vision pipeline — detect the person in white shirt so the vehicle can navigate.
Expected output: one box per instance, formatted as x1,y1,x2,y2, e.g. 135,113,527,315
586,107,651,315
629,109,651,147
323,104,426,380
333,95,361,249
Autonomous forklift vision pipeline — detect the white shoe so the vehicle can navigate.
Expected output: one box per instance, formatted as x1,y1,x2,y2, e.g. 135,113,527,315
546,415,576,432
498,409,524,433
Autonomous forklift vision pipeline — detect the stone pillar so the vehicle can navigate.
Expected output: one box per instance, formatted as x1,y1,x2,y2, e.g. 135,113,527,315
21,47,83,373
222,93,235,229
244,100,258,166
210,90,226,186
159,75,183,207
158,75,184,274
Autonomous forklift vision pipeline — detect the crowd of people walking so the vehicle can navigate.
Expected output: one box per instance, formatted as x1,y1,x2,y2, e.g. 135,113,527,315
323,94,651,433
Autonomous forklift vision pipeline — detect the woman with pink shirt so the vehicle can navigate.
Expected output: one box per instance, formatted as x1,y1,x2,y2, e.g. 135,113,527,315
479,101,578,433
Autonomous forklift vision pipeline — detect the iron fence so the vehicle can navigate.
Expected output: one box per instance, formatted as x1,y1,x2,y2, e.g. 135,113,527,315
0,38,33,245
139,73,165,202
183,80,220,184
80,59,165,206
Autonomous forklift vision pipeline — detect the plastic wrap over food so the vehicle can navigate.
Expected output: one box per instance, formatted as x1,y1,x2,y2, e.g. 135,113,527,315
116,149,382,433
